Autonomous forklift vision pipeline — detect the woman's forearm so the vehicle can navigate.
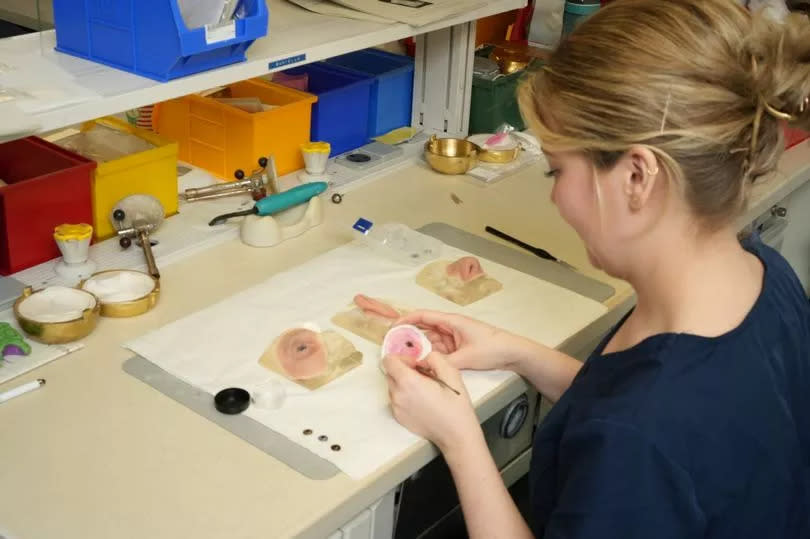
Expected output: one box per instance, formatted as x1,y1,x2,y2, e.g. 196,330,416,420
503,334,582,402
441,430,534,539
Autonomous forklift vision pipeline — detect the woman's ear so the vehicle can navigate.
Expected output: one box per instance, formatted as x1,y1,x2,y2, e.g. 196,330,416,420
622,145,661,212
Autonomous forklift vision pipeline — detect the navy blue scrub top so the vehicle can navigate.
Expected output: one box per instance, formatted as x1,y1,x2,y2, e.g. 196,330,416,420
530,238,810,539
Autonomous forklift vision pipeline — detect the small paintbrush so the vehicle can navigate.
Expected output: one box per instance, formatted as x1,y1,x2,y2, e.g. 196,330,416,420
415,366,461,395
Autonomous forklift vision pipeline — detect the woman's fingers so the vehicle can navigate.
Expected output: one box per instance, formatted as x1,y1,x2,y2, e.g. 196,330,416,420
423,352,464,386
395,310,457,330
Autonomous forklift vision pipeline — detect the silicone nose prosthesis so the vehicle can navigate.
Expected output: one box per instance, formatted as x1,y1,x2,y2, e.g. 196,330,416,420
446,256,484,281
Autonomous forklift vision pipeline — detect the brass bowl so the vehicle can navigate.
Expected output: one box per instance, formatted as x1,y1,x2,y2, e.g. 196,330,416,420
13,287,100,344
424,136,480,175
466,134,521,164
489,47,530,75
79,270,160,318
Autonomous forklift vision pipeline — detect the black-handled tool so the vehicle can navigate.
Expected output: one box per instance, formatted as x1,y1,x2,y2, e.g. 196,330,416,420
485,226,577,270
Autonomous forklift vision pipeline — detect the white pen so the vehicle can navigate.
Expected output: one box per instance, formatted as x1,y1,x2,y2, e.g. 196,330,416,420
0,378,46,404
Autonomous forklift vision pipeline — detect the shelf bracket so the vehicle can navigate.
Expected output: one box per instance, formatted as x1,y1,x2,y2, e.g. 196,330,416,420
412,21,477,138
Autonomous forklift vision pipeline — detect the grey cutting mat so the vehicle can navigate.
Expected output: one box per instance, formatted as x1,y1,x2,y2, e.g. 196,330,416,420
123,356,340,480
122,223,613,480
418,223,614,302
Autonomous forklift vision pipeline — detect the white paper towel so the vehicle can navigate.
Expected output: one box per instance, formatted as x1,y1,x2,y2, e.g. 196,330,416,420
125,233,607,479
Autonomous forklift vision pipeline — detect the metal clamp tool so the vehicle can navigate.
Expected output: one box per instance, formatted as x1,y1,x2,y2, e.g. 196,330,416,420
184,157,276,202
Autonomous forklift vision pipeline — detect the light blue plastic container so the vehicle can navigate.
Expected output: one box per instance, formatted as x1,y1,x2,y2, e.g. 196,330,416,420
562,1,600,36
52,0,269,82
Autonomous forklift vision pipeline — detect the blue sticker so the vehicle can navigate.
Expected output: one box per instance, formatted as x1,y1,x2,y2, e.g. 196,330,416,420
268,54,306,70
353,218,373,234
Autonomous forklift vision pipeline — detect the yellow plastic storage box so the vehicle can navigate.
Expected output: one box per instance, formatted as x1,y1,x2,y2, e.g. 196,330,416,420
79,117,178,241
154,79,318,180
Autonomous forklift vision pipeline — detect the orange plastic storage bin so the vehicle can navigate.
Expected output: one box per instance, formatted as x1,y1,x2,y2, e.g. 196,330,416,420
155,79,317,180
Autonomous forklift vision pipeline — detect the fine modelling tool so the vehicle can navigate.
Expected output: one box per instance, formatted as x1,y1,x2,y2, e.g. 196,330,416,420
209,182,327,226
485,226,577,271
415,365,461,395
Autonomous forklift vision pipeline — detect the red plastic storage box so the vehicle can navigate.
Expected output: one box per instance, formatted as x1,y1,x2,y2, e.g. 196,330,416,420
0,137,96,275
785,126,809,149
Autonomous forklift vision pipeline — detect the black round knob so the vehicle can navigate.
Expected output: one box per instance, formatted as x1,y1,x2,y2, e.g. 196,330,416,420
258,157,268,167
113,209,126,222
331,193,343,204
214,388,250,415
234,169,245,180
120,236,132,249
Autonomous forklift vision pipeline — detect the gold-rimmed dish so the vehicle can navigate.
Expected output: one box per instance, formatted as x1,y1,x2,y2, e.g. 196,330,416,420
424,135,480,175
79,269,160,318
13,286,100,344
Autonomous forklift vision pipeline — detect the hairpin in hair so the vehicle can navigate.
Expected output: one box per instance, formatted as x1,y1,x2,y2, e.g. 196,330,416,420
660,91,672,134
762,100,794,121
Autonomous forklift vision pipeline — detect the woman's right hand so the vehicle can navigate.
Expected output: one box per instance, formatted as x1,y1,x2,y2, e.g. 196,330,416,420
394,310,523,372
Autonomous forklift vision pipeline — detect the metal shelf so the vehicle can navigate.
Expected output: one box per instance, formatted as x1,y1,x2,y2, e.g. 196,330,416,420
1,0,524,137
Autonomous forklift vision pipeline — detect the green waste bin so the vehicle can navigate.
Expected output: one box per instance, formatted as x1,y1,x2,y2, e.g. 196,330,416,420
469,70,528,134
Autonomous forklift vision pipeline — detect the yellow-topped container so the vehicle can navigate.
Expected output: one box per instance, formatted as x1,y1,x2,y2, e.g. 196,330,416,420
154,79,317,180
53,223,93,241
56,117,179,241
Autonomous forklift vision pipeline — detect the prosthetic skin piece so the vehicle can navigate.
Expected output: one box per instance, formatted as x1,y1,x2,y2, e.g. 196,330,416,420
259,327,362,390
331,295,408,345
416,256,503,306
381,324,432,369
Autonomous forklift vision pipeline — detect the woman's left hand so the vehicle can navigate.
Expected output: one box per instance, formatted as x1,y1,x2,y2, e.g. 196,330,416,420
383,352,481,453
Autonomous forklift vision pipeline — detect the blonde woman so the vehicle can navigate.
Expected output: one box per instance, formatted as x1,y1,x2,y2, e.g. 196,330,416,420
383,0,810,537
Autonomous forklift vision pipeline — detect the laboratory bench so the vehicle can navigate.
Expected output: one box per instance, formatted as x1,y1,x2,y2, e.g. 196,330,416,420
0,137,808,538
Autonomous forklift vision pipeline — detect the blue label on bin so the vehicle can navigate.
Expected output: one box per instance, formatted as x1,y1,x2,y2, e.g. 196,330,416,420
353,218,373,234
269,54,306,70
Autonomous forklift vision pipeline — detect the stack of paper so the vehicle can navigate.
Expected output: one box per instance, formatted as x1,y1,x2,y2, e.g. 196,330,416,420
287,0,486,26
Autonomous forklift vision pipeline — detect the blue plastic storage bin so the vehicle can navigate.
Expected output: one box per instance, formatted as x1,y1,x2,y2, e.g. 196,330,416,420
325,49,414,137
283,63,374,156
52,0,268,82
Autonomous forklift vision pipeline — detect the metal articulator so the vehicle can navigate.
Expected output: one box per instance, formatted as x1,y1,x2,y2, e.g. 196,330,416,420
184,157,276,202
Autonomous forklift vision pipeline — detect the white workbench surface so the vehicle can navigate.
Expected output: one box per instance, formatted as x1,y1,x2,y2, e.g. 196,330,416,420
0,141,808,539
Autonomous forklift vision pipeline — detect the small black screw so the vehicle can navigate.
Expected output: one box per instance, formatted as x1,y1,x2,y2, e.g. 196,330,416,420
331,444,341,452
119,236,132,249
113,209,126,222
318,435,328,442
331,193,343,204
258,157,268,167
303,429,313,435
234,169,245,180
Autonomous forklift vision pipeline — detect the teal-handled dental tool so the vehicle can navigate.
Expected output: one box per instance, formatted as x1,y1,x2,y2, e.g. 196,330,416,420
208,181,328,226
